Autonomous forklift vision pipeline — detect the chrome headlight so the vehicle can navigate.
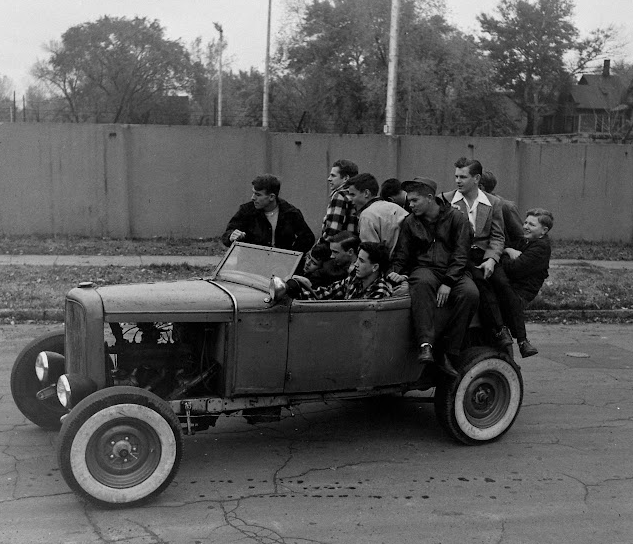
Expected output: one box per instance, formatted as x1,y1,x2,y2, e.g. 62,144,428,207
56,373,97,409
265,275,287,303
35,351,66,384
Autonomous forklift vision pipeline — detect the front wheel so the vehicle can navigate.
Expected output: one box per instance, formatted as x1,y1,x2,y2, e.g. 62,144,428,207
11,329,66,429
434,348,523,445
57,386,184,508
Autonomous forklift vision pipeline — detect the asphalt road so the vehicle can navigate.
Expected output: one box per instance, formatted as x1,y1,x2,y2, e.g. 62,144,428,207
1,323,632,544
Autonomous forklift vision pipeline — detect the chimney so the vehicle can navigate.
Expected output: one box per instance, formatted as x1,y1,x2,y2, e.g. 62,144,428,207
603,59,611,77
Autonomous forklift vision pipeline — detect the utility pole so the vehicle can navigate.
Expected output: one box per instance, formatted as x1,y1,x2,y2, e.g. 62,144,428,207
384,0,400,136
214,22,224,127
262,0,272,129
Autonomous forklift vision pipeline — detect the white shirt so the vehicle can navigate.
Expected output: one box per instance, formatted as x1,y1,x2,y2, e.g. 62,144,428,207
451,189,491,233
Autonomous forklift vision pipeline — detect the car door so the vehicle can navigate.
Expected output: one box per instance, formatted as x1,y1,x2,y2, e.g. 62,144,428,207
285,297,418,394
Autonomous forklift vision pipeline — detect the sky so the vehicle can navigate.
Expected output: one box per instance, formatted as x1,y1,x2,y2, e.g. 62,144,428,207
1,0,632,96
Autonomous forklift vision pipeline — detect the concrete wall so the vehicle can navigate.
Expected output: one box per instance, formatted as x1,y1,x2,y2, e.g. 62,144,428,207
1,123,632,242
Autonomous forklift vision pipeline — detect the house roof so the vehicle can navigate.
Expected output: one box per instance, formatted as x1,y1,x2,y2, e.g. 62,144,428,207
569,74,626,110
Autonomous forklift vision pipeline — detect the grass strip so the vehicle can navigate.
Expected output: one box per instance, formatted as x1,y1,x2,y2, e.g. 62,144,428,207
2,263,633,321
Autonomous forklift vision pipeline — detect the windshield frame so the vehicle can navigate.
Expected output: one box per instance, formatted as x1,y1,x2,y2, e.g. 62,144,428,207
211,242,304,292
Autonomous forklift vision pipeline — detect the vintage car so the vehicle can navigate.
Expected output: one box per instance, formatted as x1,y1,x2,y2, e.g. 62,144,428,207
11,242,523,508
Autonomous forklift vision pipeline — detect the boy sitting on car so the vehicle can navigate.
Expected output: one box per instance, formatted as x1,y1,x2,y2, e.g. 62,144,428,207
286,241,392,300
492,208,553,358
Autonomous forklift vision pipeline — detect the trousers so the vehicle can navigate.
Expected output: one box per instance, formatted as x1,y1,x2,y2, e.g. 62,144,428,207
490,266,530,340
468,248,505,331
408,267,479,356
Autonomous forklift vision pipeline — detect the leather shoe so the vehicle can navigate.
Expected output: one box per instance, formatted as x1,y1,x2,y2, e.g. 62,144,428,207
436,356,459,378
519,339,538,358
493,326,513,348
417,343,434,364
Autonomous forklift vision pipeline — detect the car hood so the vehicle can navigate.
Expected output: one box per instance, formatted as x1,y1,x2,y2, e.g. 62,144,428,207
95,278,271,322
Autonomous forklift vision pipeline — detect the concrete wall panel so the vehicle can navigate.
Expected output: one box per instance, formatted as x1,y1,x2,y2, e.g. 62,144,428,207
0,124,631,242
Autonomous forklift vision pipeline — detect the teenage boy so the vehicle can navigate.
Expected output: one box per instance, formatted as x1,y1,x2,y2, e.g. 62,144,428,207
288,241,392,300
348,173,408,256
222,174,315,253
308,232,360,287
441,158,511,348
390,177,478,377
320,159,360,243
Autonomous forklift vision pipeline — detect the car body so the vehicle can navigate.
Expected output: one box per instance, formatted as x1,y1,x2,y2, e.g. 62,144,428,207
11,242,523,508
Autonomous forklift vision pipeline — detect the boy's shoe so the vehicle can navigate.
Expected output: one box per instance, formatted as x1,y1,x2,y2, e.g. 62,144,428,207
493,326,513,348
519,339,538,358
417,343,434,364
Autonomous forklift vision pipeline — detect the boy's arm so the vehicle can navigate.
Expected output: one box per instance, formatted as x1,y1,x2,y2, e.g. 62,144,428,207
442,213,471,287
221,205,248,247
390,219,412,275
290,209,316,253
503,238,551,279
358,212,380,243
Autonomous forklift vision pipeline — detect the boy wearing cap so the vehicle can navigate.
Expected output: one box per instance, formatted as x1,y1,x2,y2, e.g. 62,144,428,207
389,177,479,377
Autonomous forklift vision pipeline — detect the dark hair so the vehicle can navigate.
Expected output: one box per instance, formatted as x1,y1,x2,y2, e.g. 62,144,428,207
310,243,330,262
349,173,379,196
252,174,280,197
330,231,360,253
359,241,390,273
479,171,497,193
526,208,554,231
454,157,483,177
380,178,402,200
332,159,359,179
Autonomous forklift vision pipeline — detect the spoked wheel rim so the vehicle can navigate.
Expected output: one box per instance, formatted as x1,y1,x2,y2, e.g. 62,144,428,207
462,371,511,429
86,418,162,488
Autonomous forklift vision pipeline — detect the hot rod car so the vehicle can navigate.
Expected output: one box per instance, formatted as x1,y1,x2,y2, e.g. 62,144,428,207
11,242,523,508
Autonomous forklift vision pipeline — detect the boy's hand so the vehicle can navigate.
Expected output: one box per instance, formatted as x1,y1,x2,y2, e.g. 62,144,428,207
477,258,496,279
229,229,246,242
388,272,408,284
436,284,451,307
504,248,522,260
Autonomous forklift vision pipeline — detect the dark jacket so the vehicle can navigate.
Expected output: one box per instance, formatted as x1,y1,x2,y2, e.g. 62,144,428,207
221,198,315,253
306,259,349,287
499,197,524,247
390,200,472,288
502,235,551,301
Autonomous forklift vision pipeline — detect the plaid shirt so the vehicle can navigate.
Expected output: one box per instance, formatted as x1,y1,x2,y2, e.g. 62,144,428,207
298,271,393,301
320,184,359,242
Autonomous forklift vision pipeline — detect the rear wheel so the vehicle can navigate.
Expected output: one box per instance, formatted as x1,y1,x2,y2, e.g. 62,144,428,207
57,386,183,508
434,348,523,445
10,329,66,429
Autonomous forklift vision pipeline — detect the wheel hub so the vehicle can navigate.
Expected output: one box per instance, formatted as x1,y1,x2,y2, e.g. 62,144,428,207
86,419,161,488
111,438,136,461
472,385,495,410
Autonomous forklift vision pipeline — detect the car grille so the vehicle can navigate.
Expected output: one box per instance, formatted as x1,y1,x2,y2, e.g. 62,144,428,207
65,299,87,374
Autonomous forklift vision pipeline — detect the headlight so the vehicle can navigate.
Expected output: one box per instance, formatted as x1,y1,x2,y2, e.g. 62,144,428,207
56,373,97,409
265,275,287,303
35,351,66,384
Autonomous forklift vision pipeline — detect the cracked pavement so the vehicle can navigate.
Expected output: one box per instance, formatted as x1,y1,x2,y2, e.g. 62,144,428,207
1,323,633,543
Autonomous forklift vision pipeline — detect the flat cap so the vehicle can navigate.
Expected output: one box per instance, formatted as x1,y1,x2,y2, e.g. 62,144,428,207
401,176,437,195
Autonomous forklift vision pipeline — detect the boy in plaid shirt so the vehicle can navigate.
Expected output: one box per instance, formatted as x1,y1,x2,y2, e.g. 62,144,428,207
319,159,359,243
287,242,392,301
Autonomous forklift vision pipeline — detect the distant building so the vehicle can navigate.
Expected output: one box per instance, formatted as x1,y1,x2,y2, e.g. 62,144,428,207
552,60,630,135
